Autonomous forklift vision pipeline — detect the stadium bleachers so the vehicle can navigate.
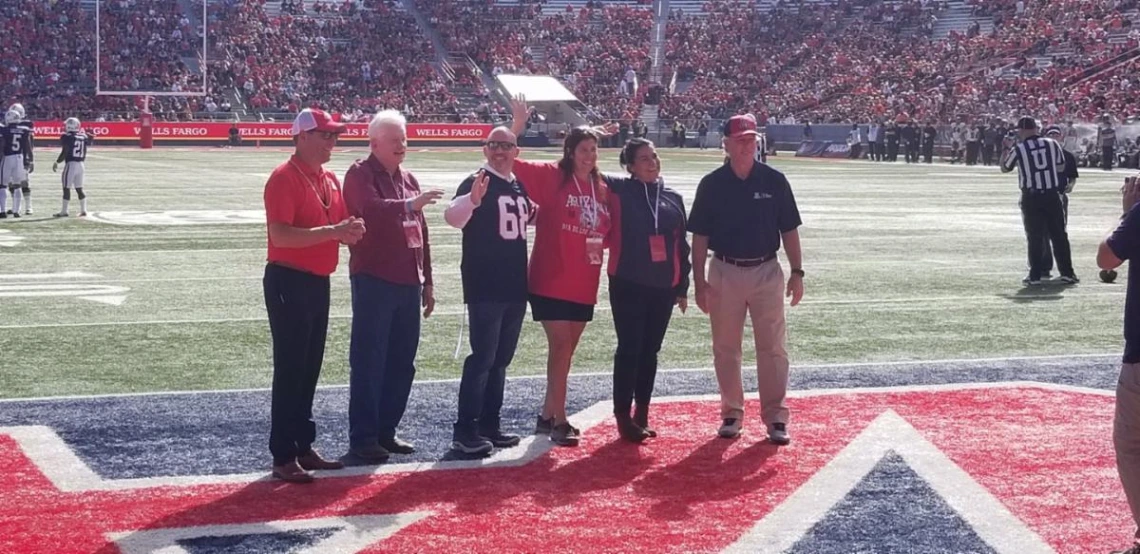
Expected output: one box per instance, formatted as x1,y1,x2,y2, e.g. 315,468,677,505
2,0,1138,126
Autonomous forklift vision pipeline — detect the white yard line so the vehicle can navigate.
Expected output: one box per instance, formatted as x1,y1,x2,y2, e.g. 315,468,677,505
0,289,1122,329
0,354,1117,404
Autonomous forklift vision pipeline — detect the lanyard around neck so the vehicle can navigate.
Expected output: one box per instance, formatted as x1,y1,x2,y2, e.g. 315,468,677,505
643,179,661,234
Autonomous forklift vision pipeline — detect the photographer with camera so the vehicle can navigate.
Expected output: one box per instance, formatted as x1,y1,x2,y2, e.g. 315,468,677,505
1097,174,1140,554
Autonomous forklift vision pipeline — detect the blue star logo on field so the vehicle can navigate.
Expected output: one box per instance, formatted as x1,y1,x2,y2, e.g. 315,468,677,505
0,374,1129,553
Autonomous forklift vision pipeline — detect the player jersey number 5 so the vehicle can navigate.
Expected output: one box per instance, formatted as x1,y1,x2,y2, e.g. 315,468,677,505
498,196,529,241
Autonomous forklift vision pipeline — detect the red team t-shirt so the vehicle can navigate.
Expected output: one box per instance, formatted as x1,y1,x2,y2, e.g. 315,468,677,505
264,155,349,277
513,159,612,306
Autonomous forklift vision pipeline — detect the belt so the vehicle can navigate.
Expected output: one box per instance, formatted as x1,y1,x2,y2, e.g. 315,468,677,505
714,252,776,267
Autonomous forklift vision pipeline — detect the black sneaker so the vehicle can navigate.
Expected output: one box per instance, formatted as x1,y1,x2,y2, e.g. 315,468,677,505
768,422,791,445
535,415,554,435
480,429,521,448
451,434,493,455
550,423,579,447
0,212,7,219
718,418,742,438
378,436,415,455
633,406,657,438
1059,274,1080,285
616,414,649,443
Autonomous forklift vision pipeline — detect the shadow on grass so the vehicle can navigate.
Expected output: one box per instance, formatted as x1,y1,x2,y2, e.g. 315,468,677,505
998,281,1075,303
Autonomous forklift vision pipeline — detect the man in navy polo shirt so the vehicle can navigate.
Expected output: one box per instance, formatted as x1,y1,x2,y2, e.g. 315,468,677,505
689,113,804,446
1099,175,1140,554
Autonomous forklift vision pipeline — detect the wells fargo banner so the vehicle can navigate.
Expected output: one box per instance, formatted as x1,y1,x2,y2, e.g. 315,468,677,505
32,121,493,143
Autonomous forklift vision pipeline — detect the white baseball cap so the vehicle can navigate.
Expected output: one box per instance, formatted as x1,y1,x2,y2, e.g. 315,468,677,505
291,108,346,136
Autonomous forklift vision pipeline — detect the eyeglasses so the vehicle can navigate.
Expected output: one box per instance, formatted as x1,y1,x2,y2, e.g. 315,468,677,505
485,140,516,151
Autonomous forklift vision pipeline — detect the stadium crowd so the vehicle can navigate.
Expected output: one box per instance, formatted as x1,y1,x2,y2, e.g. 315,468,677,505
658,0,1140,128
2,0,1139,128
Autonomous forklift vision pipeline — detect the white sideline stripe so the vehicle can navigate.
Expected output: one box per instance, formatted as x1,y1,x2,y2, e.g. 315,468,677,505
721,410,1054,554
0,354,1117,403
0,244,462,256
0,398,615,492
0,381,1110,493
108,513,433,554
0,290,1122,330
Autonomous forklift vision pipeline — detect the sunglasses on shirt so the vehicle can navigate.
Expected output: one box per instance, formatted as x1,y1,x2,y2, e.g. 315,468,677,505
485,140,517,151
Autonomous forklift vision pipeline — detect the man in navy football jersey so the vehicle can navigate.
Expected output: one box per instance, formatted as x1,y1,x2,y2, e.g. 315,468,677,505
443,126,535,455
0,108,34,217
52,117,91,217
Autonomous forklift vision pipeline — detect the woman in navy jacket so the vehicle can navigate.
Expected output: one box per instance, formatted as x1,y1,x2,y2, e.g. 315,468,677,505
605,138,692,442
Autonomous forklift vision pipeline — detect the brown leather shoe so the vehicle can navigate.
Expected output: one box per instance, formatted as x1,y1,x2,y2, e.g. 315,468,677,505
297,450,345,471
271,461,314,484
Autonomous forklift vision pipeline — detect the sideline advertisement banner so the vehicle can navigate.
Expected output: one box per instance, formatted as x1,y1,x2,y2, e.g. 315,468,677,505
795,140,853,158
819,142,852,158
795,141,831,157
32,121,493,143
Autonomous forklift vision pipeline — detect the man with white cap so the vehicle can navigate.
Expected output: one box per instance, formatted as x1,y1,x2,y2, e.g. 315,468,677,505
263,108,365,483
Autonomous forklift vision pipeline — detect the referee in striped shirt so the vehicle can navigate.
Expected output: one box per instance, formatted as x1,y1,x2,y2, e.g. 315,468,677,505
1002,117,1078,286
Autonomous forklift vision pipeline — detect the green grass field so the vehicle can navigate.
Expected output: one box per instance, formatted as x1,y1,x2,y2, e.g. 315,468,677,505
0,146,1129,399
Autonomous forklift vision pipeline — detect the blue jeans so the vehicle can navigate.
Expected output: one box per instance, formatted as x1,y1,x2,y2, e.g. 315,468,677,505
454,302,526,438
348,274,421,449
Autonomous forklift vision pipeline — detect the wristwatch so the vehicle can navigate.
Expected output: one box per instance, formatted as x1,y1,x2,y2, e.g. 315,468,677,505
791,268,805,278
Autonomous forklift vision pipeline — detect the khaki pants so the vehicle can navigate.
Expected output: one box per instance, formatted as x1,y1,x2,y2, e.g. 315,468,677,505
708,257,789,428
1116,362,1140,539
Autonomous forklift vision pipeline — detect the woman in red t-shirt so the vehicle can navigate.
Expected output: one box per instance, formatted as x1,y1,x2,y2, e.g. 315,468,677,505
511,103,614,447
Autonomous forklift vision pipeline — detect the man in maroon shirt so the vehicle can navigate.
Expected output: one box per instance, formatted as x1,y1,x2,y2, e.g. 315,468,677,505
343,110,444,463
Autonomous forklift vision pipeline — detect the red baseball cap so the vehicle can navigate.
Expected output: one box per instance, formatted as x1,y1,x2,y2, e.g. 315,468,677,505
722,114,760,138
291,108,346,136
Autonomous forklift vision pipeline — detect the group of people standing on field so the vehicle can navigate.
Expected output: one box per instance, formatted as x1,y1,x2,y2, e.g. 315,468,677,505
258,98,805,483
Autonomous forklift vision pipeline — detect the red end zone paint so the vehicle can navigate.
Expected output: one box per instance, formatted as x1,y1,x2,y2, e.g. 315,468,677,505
0,386,1127,553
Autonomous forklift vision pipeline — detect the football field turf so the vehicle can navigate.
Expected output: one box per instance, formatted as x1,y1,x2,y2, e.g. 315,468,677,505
0,146,1130,399
3,146,1137,554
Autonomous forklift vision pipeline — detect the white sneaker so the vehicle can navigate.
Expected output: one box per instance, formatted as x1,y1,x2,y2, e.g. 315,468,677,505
24,208,32,215
768,423,791,446
718,418,742,439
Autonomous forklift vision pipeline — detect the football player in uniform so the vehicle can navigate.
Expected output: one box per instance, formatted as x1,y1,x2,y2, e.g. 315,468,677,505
757,126,770,164
444,126,535,455
11,103,34,214
52,117,90,217
0,107,34,217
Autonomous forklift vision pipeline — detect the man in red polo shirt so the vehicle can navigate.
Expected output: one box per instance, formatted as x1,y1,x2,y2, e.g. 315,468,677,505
343,110,444,463
263,108,365,483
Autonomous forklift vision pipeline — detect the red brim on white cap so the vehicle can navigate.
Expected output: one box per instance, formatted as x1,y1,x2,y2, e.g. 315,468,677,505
315,120,346,133
291,109,347,135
